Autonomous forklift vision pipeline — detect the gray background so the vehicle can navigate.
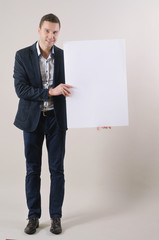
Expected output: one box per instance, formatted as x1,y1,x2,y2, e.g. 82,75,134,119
0,0,159,239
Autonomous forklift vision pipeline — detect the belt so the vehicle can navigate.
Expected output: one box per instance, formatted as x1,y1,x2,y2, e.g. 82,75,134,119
41,110,54,117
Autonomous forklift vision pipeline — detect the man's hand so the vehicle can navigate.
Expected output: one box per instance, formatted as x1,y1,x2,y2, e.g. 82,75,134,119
49,84,73,97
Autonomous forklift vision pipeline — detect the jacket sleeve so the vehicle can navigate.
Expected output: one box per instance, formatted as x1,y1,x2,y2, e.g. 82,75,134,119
13,51,48,102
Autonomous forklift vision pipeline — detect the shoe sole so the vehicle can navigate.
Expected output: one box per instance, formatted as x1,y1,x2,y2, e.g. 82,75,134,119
50,229,62,234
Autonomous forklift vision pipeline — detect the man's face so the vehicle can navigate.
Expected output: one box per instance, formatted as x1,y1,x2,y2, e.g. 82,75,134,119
38,21,60,49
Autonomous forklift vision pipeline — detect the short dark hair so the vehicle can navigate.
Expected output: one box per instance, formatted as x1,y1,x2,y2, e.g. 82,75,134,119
39,13,61,28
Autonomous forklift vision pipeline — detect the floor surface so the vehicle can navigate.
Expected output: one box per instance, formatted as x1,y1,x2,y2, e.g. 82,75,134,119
0,185,159,240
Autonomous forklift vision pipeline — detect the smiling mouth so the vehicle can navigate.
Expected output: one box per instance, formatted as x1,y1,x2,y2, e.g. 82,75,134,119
46,40,54,44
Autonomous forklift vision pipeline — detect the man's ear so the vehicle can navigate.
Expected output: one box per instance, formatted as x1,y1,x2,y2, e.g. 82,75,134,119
38,27,40,35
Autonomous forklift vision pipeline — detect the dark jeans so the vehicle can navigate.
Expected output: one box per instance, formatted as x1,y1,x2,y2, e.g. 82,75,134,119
23,110,66,219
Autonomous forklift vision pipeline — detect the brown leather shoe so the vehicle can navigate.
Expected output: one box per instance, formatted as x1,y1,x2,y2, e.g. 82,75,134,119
50,218,62,234
24,218,39,234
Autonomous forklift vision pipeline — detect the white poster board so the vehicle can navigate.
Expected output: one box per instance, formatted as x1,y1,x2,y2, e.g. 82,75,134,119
63,39,128,128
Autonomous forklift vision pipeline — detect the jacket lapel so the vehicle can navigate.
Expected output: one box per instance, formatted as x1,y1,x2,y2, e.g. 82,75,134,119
53,45,60,88
30,42,43,88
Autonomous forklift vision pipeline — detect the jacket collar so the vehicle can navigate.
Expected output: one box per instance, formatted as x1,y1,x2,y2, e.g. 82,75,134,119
30,41,57,55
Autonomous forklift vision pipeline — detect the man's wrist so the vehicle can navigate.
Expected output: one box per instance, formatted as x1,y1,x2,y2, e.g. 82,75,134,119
49,88,53,96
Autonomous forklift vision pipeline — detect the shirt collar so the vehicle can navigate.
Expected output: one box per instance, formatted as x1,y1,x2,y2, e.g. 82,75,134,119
36,41,54,58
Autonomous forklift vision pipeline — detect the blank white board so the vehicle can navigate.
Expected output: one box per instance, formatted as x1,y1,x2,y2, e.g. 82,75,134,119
63,39,128,128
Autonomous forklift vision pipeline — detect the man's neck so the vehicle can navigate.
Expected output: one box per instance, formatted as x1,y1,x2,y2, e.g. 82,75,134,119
38,41,52,59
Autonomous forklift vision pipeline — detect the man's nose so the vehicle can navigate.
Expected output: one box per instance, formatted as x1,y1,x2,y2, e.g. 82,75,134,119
48,32,54,39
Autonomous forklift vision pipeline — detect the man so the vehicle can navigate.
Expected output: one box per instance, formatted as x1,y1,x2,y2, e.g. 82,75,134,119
13,13,72,235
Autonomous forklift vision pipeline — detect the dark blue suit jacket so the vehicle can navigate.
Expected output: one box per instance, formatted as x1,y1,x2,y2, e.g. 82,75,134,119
13,42,67,132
